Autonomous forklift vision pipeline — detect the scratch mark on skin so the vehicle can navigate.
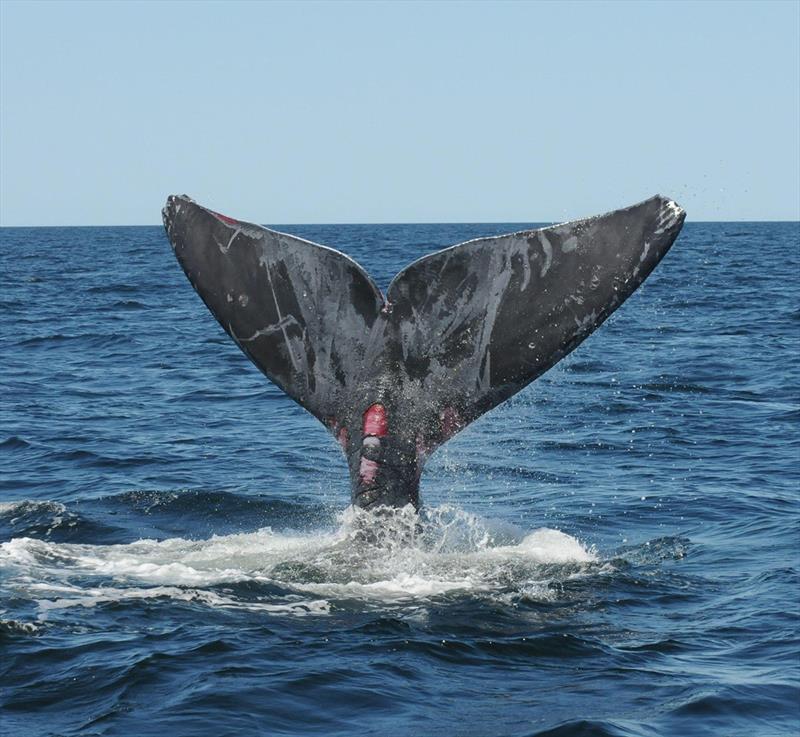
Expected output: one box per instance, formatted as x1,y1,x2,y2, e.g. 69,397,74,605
574,309,599,331
265,262,301,373
217,228,242,254
479,347,491,392
654,201,682,235
519,240,531,291
234,314,303,342
540,233,553,277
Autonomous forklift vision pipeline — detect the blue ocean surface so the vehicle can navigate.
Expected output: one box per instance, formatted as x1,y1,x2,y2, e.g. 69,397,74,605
1,219,798,737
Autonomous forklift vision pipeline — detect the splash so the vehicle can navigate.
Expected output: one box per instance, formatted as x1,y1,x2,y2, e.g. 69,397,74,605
0,502,597,619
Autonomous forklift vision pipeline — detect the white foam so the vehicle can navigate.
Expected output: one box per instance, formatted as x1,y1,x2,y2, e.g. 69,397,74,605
32,584,329,618
0,499,67,521
0,504,598,617
494,528,596,563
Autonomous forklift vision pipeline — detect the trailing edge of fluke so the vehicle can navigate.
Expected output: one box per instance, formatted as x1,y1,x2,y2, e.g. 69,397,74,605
163,195,686,509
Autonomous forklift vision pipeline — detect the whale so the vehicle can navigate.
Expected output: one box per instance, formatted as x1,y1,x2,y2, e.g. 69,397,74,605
163,195,685,509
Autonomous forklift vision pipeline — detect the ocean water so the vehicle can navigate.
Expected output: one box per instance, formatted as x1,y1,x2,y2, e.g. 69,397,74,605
1,219,798,737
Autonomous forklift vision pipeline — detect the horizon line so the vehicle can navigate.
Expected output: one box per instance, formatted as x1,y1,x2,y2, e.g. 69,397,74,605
2,218,799,229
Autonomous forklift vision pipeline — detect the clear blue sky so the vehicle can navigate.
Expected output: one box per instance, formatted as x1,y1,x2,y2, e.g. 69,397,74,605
1,0,798,225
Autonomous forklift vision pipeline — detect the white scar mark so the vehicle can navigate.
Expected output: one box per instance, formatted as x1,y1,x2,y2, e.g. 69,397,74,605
561,235,578,253
654,200,683,235
540,234,553,277
215,227,242,254
478,347,491,392
265,262,301,373
573,309,599,332
235,314,303,342
519,241,531,291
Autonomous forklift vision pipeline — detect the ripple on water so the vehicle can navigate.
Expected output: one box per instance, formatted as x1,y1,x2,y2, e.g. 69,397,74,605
1,222,798,736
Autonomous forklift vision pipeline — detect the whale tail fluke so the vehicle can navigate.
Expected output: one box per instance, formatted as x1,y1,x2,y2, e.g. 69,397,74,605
163,195,685,508
163,195,384,428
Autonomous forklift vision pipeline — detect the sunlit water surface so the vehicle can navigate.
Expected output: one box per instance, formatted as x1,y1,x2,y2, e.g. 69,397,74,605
1,221,798,736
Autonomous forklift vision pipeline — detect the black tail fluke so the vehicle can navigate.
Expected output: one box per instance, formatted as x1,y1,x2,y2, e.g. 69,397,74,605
383,195,686,454
164,195,685,509
162,196,384,429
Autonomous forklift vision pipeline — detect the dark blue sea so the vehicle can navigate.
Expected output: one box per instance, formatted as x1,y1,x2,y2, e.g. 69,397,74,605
1,220,798,737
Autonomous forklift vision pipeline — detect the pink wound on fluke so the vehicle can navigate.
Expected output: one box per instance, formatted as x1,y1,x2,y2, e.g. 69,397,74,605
440,406,463,439
363,403,388,437
359,457,379,484
337,427,349,453
211,210,239,226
